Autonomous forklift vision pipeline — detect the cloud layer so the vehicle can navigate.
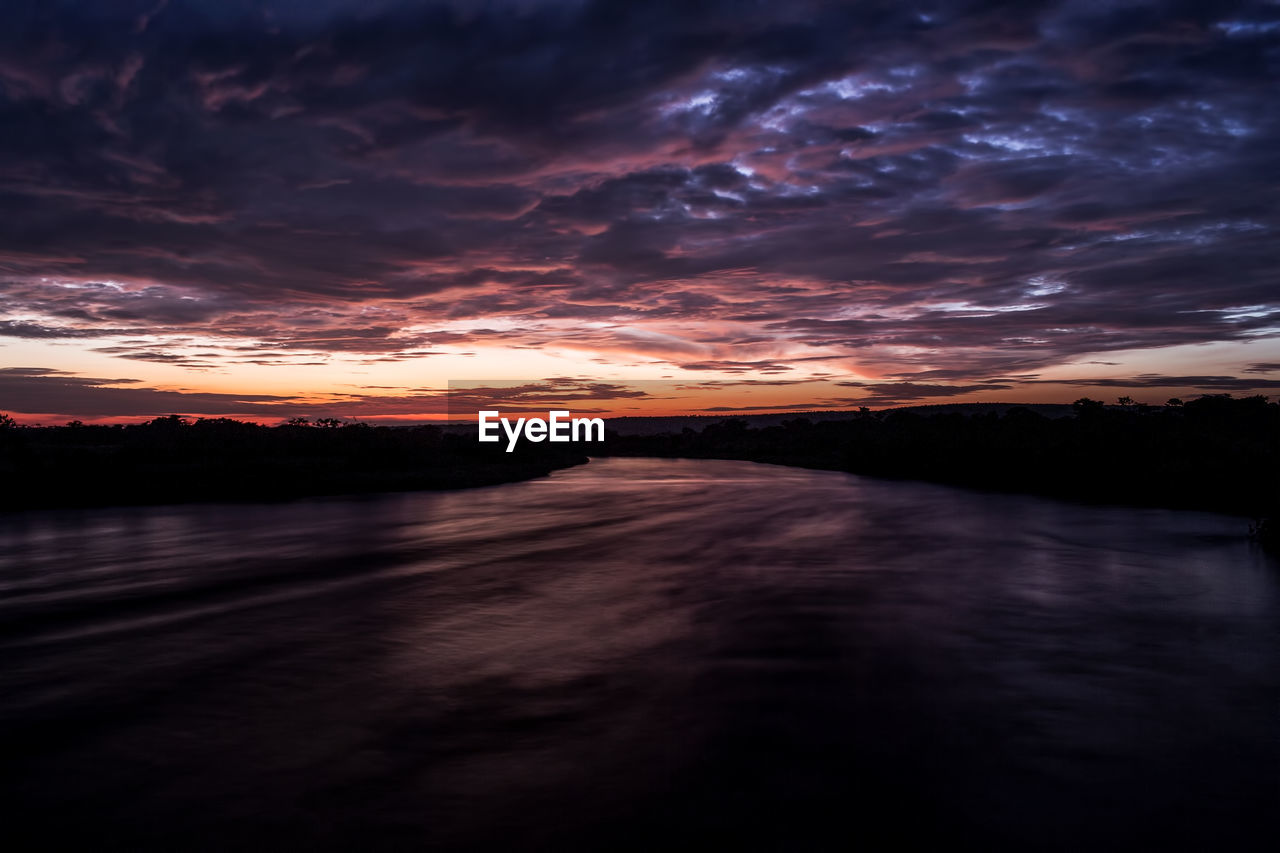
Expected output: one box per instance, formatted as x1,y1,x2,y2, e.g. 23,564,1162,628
1,0,1279,418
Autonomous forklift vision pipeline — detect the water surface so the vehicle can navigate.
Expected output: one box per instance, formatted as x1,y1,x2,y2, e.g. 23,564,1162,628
3,458,1277,850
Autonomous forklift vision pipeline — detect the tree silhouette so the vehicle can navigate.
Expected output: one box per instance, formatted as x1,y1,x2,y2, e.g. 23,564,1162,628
0,414,586,509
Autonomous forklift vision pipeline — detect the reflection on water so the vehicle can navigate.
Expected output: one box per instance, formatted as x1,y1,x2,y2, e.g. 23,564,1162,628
2,458,1278,850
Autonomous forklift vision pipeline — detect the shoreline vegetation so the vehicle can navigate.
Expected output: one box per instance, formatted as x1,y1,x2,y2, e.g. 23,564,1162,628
599,395,1280,553
0,414,586,511
1,396,1277,553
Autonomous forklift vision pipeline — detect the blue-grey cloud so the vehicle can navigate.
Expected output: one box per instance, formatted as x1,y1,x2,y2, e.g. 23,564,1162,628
0,0,1278,415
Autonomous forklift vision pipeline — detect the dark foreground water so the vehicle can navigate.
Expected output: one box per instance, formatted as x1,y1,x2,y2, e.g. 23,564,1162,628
2,458,1278,851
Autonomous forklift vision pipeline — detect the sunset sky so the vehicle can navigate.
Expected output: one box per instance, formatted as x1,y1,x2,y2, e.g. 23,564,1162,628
2,0,1278,423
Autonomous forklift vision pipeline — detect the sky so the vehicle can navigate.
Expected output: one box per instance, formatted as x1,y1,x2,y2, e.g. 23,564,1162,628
1,0,1278,423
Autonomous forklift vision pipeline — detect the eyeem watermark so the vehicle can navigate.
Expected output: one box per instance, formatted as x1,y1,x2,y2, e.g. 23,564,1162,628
478,410,604,452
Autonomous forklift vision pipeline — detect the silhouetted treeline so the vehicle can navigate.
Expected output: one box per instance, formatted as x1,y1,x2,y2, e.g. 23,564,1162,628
4,400,1279,549
600,395,1280,541
0,415,585,510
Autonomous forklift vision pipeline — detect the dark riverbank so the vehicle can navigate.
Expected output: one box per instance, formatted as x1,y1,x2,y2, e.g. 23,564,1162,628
4,396,1277,536
0,416,586,511
599,396,1280,539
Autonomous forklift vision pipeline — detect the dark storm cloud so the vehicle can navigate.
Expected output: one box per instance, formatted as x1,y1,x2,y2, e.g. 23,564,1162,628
444,379,653,415
1,0,1279,412
837,381,1014,397
701,402,854,412
0,320,125,339
680,360,813,374
1041,374,1280,391
0,366,297,417
0,366,460,419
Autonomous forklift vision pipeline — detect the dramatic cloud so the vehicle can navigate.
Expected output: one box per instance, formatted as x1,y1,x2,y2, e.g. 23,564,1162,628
1039,373,1280,391
0,366,460,420
1,0,1278,418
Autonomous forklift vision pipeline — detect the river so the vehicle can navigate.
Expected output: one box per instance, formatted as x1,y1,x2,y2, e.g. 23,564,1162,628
2,458,1277,850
